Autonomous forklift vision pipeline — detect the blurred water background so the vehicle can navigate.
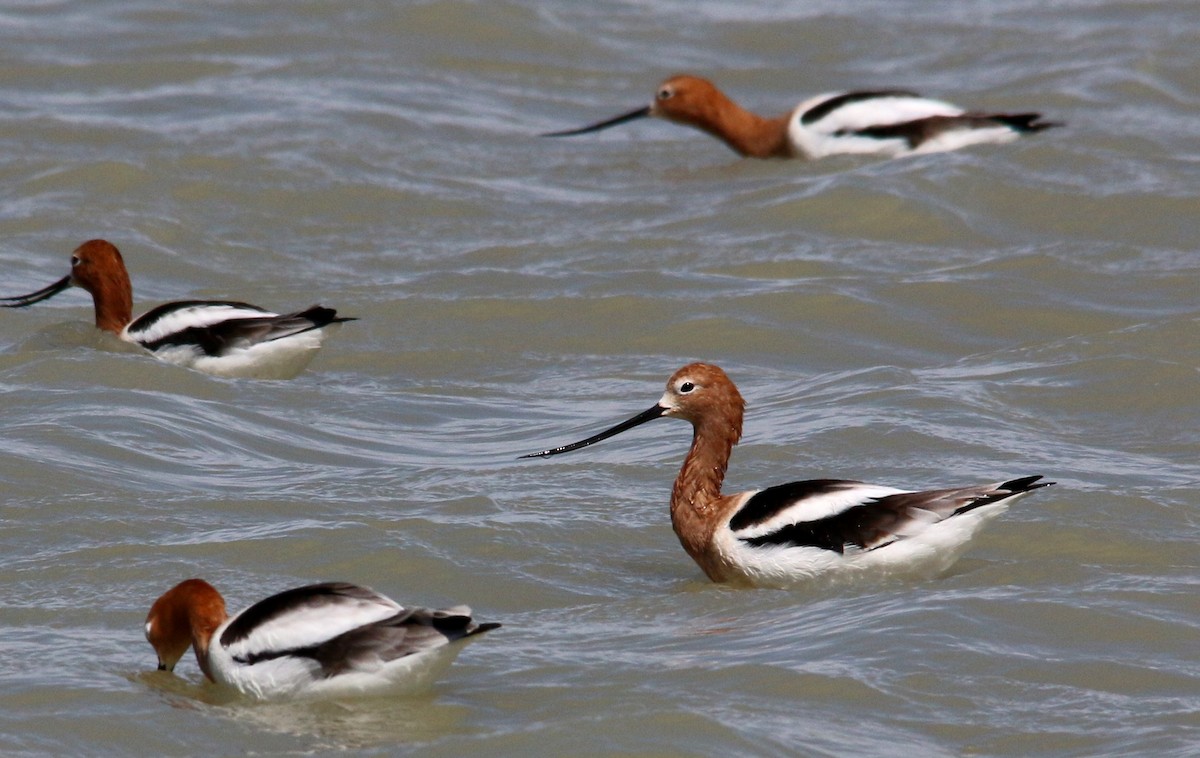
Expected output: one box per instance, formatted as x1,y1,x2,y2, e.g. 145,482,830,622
0,0,1197,755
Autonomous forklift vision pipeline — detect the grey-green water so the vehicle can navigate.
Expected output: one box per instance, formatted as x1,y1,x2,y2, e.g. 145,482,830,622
0,1,1197,755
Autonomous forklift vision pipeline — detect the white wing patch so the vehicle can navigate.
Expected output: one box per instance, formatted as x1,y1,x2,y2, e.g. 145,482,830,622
800,93,964,132
729,483,908,540
220,592,402,663
124,303,276,344
790,93,965,159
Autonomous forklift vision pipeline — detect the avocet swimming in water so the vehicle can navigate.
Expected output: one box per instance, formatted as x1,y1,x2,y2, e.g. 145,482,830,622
1,239,354,379
543,74,1059,160
522,363,1053,588
145,579,499,700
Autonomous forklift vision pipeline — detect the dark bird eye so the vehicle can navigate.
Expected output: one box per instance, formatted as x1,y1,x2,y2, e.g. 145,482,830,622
71,256,80,267
679,381,695,393
657,87,672,100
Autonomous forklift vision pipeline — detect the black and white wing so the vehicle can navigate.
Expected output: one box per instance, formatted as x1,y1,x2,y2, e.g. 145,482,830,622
730,476,1051,554
218,582,403,662
126,301,350,356
790,91,1057,158
208,582,498,698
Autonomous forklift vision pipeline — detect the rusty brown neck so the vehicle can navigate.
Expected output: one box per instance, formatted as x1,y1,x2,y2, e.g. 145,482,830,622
87,271,133,333
679,91,793,158
669,416,741,574
191,615,224,683
715,111,793,158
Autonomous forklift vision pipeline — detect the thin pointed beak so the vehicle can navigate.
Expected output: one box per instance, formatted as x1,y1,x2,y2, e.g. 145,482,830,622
0,275,73,308
520,403,667,458
540,105,652,137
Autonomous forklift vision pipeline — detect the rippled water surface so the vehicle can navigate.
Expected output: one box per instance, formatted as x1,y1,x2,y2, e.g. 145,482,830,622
1,1,1198,755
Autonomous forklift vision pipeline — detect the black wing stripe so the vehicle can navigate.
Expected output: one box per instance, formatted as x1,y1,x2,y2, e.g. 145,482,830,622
799,90,921,125
231,608,501,678
728,479,865,532
739,498,909,553
220,582,384,647
740,476,1053,553
129,300,270,330
134,304,352,356
842,114,1057,148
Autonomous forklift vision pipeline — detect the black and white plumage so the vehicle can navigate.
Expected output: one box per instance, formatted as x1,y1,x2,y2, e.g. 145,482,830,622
543,75,1059,160
1,239,354,379
125,300,352,378
145,579,499,700
523,363,1055,588
718,476,1052,586
788,89,1058,159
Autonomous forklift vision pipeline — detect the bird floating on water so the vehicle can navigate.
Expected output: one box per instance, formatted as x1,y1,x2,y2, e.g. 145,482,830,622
543,74,1059,160
1,239,354,379
522,362,1053,588
145,579,499,700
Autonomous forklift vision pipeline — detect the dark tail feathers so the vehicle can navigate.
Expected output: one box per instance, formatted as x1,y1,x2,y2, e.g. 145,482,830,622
953,475,1055,516
294,305,357,327
990,113,1063,133
998,475,1056,494
260,306,356,343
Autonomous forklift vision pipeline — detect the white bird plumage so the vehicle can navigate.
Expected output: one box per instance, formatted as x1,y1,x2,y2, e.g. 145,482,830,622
544,75,1059,161
523,363,1055,588
788,90,1042,158
713,479,1037,587
1,239,354,379
145,579,499,700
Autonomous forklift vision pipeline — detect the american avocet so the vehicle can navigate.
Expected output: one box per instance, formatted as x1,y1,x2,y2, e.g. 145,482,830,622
522,363,1053,588
543,74,1059,160
145,579,499,700
1,239,354,379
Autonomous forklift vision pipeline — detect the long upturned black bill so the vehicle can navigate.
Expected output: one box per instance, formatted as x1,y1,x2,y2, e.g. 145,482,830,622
0,275,72,308
520,403,667,458
540,105,652,137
